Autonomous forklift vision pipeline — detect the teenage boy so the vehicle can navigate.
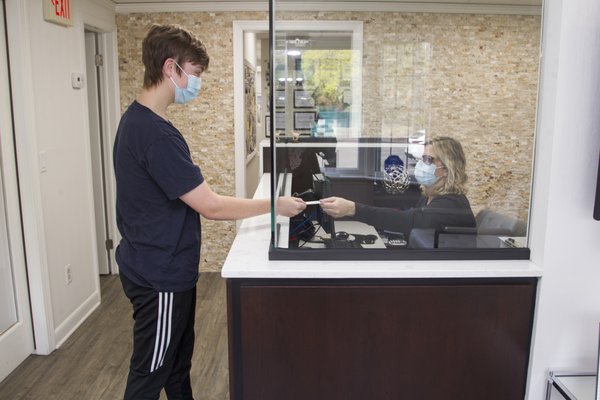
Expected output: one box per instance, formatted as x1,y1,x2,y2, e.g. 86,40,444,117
113,24,306,400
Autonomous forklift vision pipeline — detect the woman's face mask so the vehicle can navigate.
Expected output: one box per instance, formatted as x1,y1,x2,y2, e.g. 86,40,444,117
170,61,202,104
414,159,439,186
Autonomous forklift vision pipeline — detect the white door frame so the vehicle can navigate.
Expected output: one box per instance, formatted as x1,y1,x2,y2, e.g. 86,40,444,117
84,28,116,276
92,29,121,277
79,23,121,279
0,0,35,381
3,0,121,356
4,0,56,355
233,21,267,202
233,20,363,206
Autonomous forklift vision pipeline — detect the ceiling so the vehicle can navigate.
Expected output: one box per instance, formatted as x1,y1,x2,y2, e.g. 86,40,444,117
111,0,542,5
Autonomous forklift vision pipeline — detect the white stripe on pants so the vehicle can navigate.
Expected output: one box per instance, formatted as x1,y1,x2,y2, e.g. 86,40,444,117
150,292,173,372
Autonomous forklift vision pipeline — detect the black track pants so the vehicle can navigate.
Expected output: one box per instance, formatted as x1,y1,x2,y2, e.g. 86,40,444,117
120,273,197,400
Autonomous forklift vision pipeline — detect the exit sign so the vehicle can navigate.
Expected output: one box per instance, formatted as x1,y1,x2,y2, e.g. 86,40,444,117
43,0,72,27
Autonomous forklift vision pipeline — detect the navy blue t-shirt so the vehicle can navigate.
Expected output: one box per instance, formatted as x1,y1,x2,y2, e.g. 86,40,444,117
113,101,204,292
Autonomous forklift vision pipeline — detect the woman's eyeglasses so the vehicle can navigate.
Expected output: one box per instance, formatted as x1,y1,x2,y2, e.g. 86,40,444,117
422,155,437,165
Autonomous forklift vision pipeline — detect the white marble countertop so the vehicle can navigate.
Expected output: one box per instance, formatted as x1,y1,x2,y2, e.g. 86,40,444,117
221,175,543,279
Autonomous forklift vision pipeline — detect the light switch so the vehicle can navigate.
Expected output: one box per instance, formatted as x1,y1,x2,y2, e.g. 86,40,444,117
71,73,84,89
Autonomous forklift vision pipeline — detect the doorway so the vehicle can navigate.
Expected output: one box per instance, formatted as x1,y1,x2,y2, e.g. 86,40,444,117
233,21,363,205
84,29,114,275
0,0,35,382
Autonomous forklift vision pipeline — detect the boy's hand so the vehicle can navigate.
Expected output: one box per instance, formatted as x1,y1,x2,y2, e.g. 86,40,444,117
276,196,307,217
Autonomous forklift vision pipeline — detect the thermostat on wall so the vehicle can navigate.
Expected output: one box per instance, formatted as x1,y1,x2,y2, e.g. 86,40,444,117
71,73,84,89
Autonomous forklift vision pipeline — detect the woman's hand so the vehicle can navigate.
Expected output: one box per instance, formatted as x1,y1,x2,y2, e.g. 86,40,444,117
276,196,307,217
319,197,356,219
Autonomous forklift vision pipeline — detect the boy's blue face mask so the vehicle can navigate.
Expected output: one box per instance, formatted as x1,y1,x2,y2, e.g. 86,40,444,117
170,60,202,104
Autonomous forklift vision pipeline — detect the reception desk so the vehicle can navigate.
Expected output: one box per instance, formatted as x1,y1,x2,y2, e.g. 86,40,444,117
222,175,542,400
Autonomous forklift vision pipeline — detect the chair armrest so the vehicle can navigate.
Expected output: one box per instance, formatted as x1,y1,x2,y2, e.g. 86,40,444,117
440,226,478,234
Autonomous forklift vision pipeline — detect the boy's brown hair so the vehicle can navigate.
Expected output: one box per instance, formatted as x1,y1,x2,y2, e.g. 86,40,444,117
141,24,210,88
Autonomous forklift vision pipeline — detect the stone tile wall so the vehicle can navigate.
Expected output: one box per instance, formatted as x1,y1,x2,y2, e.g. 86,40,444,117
358,13,540,222
117,11,540,271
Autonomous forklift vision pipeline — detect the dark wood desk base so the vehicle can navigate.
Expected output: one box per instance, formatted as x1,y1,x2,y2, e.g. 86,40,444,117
227,277,537,400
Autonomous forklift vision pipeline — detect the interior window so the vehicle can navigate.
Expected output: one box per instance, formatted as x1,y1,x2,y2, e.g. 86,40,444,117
269,8,540,260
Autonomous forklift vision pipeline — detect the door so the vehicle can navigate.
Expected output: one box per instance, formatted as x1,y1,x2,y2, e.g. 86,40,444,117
85,29,112,275
0,0,35,382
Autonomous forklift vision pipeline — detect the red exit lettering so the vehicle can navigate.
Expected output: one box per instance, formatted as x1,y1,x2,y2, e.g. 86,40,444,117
52,0,70,20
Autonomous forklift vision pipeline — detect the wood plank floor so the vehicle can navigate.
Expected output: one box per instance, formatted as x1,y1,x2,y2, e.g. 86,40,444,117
0,272,230,400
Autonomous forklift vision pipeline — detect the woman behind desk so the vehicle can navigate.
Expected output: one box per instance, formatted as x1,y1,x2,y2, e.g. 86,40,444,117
320,136,476,239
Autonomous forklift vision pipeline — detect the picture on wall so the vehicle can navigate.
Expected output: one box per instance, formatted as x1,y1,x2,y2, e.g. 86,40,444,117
294,111,316,131
294,89,315,108
244,60,257,163
275,111,286,133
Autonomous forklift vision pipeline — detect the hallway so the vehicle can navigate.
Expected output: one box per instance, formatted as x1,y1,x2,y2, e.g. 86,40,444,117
0,273,229,400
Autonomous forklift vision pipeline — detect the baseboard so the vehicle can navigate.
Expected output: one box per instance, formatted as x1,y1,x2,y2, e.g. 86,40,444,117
54,290,101,349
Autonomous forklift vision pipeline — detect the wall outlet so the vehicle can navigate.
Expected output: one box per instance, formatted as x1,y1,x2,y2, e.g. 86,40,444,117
65,264,72,285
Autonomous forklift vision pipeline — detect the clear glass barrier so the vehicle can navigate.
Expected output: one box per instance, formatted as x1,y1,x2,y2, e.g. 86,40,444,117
269,1,541,259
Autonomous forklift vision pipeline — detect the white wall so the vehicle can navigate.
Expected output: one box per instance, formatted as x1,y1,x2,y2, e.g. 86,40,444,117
527,0,600,398
5,0,118,353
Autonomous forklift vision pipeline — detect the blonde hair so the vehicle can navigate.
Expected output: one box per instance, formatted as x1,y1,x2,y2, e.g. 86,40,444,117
425,136,468,196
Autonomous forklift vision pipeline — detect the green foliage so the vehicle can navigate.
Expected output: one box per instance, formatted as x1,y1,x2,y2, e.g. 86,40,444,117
301,50,354,109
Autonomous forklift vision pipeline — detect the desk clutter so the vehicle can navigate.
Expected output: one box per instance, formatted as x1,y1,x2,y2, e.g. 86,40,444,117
293,219,396,249
322,232,380,249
